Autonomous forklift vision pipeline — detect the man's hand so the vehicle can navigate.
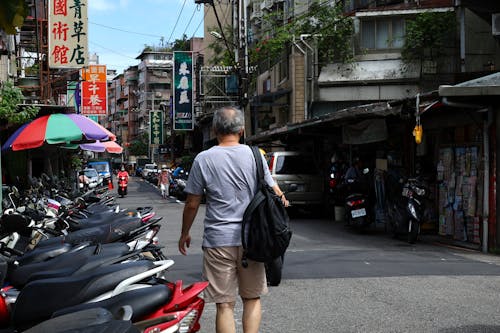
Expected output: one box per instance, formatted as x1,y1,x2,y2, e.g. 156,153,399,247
178,233,191,255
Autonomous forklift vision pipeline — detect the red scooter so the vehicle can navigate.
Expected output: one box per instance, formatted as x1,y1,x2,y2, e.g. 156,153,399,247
0,258,209,332
118,175,128,198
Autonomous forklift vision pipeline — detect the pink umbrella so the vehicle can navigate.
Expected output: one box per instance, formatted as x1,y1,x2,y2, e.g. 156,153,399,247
80,140,123,154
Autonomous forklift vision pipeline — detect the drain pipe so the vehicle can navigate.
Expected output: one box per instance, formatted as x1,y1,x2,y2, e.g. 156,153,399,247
482,109,492,253
300,35,314,120
292,36,307,121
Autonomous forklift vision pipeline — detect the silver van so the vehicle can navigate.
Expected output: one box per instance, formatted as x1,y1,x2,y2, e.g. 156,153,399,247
265,151,324,206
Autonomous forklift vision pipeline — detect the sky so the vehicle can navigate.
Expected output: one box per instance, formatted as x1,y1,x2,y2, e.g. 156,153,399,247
87,0,205,73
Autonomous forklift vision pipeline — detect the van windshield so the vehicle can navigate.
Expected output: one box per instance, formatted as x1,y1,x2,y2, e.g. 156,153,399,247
275,155,317,175
89,163,109,173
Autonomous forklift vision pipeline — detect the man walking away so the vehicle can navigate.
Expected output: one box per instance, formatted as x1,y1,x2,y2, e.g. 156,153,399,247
178,106,288,333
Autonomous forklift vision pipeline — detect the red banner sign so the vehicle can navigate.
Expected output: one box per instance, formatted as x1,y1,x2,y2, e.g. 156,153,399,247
81,81,107,115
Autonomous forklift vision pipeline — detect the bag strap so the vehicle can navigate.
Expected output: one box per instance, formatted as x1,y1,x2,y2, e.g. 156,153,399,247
249,146,265,187
241,146,265,268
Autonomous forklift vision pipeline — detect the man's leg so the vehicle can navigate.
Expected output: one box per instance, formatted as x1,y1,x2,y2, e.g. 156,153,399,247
242,297,262,333
216,302,236,333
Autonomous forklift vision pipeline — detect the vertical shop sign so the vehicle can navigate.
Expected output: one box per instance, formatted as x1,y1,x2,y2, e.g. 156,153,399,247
173,51,194,130
81,65,107,115
48,0,88,68
149,111,164,145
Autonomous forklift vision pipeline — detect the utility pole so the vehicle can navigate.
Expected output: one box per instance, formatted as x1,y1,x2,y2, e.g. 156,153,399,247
236,0,249,109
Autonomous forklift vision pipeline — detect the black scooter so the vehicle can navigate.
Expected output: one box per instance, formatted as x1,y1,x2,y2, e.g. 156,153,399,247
388,177,428,244
343,168,371,229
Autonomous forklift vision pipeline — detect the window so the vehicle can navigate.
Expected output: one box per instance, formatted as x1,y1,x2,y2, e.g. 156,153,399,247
360,18,405,51
274,155,318,175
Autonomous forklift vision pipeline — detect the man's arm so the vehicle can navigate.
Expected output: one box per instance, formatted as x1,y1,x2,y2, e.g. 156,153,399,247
179,193,202,255
272,184,289,207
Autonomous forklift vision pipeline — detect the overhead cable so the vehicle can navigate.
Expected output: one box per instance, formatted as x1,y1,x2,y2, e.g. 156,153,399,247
167,0,188,44
89,21,164,38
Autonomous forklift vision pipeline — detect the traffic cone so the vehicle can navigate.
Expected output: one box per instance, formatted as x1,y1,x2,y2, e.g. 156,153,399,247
108,180,114,190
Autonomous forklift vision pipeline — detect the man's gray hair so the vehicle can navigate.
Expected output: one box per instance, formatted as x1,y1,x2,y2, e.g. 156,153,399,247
212,106,245,135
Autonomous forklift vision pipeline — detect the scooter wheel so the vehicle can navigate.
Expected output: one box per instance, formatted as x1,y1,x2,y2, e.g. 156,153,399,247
408,219,419,244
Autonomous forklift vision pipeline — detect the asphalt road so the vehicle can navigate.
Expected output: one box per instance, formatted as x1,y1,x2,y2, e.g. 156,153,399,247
117,177,500,333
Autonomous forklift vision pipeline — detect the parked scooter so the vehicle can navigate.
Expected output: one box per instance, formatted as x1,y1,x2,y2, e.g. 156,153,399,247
343,168,372,229
387,177,428,244
170,169,189,201
0,257,208,332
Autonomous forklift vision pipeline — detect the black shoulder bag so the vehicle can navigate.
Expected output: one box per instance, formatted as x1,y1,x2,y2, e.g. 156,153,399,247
241,146,292,268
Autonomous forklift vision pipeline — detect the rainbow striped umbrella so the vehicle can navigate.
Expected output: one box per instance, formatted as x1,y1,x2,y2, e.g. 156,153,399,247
2,113,116,151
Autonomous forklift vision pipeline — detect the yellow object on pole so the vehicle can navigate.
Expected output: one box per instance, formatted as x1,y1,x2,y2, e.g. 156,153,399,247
413,125,423,144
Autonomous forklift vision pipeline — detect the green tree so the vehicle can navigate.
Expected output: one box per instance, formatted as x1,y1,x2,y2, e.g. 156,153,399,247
128,132,149,156
250,2,353,68
402,11,456,62
207,26,236,66
172,34,191,51
0,0,29,34
0,81,39,124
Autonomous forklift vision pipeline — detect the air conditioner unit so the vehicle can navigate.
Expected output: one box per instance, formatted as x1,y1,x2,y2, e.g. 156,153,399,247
492,13,500,36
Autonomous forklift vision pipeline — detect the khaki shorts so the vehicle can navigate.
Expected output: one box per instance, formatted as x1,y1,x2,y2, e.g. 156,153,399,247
203,246,268,303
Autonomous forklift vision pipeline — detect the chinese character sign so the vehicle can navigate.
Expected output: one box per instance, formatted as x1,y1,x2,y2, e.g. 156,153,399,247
81,65,107,82
81,65,107,115
49,0,88,68
149,111,164,145
173,51,194,131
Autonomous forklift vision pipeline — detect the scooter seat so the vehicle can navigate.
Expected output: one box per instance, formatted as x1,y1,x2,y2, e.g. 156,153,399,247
9,243,130,288
16,243,73,266
70,211,126,230
24,307,139,333
53,284,172,322
12,260,155,330
345,193,365,200
37,216,143,247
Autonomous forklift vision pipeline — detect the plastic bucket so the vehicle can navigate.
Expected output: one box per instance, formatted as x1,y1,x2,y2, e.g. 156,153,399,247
334,206,345,222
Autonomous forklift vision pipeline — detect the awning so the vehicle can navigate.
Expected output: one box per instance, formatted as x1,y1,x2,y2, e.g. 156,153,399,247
439,72,500,97
438,72,500,110
246,101,401,144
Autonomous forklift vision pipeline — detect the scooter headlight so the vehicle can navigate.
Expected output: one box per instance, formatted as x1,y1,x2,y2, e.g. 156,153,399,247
407,202,418,220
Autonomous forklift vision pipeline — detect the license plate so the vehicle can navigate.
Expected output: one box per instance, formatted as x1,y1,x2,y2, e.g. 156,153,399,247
351,208,366,218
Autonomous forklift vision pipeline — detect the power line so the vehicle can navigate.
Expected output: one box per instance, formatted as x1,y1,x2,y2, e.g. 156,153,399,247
190,6,206,40
89,41,138,60
89,21,164,38
167,0,188,45
182,5,200,37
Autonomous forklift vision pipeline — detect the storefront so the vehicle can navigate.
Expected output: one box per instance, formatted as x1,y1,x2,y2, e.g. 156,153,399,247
429,72,500,252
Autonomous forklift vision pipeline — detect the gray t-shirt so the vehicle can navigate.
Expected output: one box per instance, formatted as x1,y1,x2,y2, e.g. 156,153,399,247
185,144,276,248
